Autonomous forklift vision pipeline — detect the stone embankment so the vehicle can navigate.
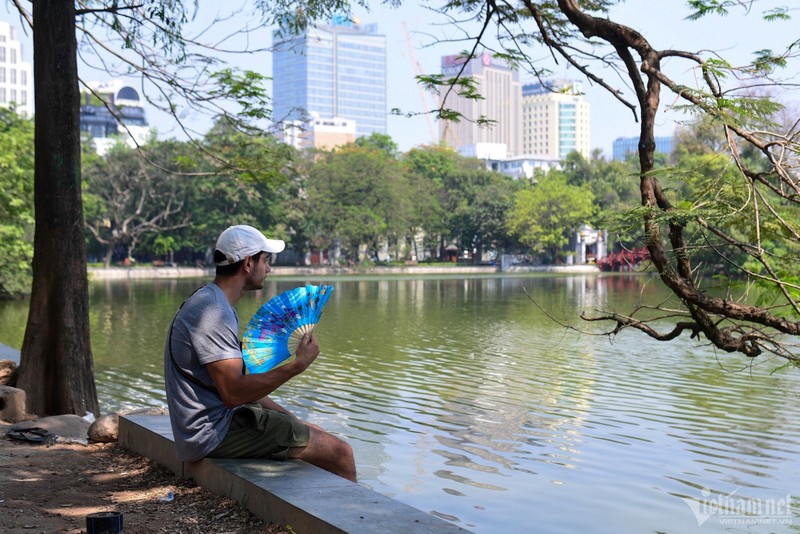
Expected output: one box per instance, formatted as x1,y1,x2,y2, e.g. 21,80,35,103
88,263,598,280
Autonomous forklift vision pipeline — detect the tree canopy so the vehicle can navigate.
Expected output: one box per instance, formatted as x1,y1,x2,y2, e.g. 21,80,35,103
0,108,34,299
508,174,595,263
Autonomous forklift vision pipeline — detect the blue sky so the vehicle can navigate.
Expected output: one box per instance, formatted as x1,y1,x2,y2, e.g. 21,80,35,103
3,1,797,157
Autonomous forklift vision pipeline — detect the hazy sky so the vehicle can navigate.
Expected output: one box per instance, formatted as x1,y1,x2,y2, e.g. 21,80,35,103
3,1,796,156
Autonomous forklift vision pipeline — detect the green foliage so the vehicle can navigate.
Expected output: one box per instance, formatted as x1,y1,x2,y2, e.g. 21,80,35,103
417,72,494,126
0,109,34,298
557,151,639,249
210,69,272,121
73,133,640,268
264,0,384,36
762,7,791,21
685,0,736,20
440,164,519,261
635,117,800,287
750,49,788,75
204,118,299,184
305,142,408,260
508,174,595,263
401,146,454,254
83,142,194,265
182,122,298,254
354,132,399,157
401,145,522,261
99,0,190,57
152,234,177,258
81,125,299,265
688,3,792,23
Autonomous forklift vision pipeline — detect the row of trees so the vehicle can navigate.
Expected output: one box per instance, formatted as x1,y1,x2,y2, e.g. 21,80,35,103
10,108,789,300
2,111,649,298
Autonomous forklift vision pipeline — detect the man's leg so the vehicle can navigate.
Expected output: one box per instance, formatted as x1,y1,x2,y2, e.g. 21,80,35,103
288,427,357,483
259,397,357,482
209,403,356,482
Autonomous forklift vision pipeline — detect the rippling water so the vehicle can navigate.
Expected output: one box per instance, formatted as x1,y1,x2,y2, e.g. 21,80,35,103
1,274,798,533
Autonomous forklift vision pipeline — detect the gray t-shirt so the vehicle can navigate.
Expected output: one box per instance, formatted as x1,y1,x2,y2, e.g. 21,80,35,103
164,283,243,462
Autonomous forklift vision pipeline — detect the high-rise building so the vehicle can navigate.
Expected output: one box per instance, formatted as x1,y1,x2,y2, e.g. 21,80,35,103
0,21,33,117
438,52,522,157
272,17,387,139
521,81,590,159
612,135,674,160
80,80,150,155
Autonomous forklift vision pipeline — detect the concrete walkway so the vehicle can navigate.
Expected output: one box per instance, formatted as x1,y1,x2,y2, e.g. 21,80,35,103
120,414,471,533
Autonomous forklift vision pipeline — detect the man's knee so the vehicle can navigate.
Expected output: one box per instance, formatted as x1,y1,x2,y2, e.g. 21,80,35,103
319,430,353,460
297,429,356,482
333,435,353,457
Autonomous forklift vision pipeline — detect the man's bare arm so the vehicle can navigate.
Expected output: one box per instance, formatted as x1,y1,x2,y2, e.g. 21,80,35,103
206,334,320,408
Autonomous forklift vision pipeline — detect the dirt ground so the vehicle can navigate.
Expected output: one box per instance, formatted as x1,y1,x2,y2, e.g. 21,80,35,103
0,433,291,534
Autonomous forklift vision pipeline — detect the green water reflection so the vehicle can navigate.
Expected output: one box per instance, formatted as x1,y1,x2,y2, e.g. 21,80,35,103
1,273,798,533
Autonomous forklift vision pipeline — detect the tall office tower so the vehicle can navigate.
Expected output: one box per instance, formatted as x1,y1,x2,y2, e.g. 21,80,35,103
521,80,590,159
438,52,522,157
0,21,33,117
272,17,387,139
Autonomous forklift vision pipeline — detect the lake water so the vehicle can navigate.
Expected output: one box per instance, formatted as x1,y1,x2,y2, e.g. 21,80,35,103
1,273,798,533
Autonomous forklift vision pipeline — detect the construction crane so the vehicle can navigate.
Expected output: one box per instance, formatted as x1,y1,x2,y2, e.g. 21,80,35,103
401,21,437,144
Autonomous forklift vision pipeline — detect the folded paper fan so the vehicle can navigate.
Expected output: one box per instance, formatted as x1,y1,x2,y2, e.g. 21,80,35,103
241,284,334,374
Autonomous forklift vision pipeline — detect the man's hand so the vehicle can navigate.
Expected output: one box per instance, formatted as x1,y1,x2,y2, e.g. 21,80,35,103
293,333,320,372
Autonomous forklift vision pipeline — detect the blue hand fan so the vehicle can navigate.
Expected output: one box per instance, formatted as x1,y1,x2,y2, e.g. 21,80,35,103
241,284,334,374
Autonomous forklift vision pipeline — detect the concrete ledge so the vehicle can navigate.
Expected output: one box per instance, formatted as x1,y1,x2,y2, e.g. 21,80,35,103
504,264,599,273
119,414,470,533
88,266,213,280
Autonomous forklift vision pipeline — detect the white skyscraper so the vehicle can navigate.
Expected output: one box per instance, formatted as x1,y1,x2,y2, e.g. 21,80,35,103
0,21,33,117
521,80,590,159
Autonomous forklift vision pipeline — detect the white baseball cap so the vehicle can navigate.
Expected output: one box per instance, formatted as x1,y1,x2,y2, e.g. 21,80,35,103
215,225,285,266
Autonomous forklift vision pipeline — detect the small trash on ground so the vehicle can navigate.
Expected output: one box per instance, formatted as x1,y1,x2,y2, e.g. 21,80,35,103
5,426,54,443
49,435,89,446
158,491,175,503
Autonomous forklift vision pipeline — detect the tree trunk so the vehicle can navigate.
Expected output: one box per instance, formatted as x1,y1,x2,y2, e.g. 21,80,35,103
103,245,114,268
18,1,100,417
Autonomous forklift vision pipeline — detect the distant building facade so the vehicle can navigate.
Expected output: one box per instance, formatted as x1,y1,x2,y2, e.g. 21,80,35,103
80,80,150,155
0,21,33,117
521,80,590,159
281,112,357,151
612,135,675,160
272,17,387,140
457,142,508,161
457,142,562,180
488,154,562,180
438,52,522,157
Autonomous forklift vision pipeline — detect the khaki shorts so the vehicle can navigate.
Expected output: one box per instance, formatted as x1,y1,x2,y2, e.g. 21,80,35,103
208,403,310,460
